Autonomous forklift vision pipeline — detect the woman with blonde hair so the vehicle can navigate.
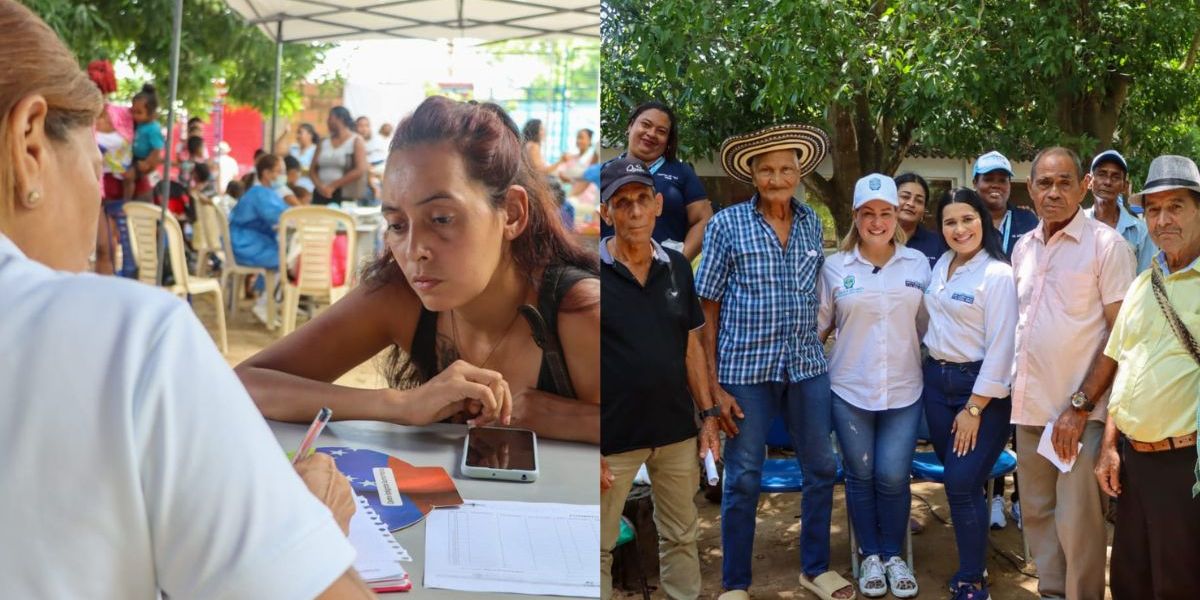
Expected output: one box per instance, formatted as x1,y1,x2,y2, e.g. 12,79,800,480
817,173,930,599
0,2,373,596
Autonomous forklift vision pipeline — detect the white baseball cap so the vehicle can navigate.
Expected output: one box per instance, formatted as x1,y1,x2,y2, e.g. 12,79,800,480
972,150,1014,177
853,173,898,210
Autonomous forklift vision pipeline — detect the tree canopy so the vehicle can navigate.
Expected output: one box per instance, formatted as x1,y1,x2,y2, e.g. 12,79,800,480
602,0,1200,231
24,0,326,115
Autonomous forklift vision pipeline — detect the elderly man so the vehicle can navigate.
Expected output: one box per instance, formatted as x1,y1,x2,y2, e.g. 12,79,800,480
1093,155,1200,600
598,157,719,600
696,125,853,600
973,150,1039,258
1010,147,1137,600
1084,149,1158,272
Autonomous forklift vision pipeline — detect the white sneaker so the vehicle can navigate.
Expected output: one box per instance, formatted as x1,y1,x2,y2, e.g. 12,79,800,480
1011,500,1022,530
884,556,919,598
859,554,887,598
989,496,1007,529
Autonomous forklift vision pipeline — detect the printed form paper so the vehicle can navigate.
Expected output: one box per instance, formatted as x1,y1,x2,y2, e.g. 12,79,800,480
424,500,600,597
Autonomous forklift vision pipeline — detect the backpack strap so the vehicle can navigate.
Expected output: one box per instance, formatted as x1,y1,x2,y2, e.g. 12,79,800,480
518,264,596,398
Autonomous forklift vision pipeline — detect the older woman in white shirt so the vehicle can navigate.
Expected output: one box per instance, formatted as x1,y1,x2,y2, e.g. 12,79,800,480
818,174,930,599
922,188,1017,600
0,2,372,596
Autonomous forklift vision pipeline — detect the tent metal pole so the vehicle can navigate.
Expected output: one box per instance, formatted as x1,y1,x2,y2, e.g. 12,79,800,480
270,19,283,155
155,0,184,286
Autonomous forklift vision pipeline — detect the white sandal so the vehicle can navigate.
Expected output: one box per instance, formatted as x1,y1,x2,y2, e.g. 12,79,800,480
884,556,919,598
858,555,887,598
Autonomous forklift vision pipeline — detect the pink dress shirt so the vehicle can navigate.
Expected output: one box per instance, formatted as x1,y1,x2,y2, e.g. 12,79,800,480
1010,208,1136,427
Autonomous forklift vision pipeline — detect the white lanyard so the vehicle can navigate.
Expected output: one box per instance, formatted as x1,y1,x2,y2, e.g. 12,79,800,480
999,210,1013,254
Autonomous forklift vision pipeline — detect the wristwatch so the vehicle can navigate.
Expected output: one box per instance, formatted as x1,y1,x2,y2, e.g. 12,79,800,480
965,402,983,417
1070,390,1096,412
699,406,722,420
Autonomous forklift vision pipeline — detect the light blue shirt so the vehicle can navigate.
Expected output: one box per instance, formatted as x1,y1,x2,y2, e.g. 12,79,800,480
1085,198,1157,273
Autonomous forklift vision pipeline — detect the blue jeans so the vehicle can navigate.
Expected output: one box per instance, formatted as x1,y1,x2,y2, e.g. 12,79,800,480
832,394,921,560
721,374,837,590
922,357,1012,584
102,200,137,278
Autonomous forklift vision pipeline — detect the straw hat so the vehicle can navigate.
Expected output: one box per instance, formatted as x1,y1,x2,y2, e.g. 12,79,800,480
719,124,829,185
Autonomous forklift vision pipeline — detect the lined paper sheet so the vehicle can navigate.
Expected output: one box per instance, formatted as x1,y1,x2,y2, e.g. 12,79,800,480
424,500,600,597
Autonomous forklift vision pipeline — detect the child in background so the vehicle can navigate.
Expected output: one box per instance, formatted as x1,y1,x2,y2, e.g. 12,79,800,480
216,180,244,215
123,84,164,201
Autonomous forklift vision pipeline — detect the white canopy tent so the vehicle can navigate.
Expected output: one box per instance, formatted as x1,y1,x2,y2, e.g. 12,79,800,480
150,0,598,283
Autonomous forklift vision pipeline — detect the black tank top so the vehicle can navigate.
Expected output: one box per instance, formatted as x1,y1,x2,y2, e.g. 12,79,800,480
409,263,595,398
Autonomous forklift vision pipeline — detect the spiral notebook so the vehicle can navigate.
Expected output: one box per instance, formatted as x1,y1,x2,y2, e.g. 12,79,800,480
349,492,412,592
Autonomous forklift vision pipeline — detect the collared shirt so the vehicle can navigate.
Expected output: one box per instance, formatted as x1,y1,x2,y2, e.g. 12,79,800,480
1103,253,1200,443
600,237,705,455
923,250,1019,399
1010,208,1137,427
1084,199,1158,273
0,234,353,598
818,245,931,410
906,224,949,269
696,196,826,385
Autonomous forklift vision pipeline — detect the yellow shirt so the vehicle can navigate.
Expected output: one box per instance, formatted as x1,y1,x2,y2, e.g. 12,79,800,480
1104,255,1200,442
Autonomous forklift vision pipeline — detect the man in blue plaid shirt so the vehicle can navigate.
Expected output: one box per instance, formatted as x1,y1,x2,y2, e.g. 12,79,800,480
697,125,853,600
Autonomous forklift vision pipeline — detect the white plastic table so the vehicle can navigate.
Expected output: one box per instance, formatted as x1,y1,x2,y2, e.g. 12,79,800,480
269,419,599,599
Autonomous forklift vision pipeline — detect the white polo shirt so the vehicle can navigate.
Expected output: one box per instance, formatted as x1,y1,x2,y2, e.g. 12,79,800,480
0,234,354,599
923,250,1019,399
818,245,931,410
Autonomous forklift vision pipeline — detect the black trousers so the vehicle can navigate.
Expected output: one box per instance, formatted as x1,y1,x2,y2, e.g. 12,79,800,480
1110,439,1200,600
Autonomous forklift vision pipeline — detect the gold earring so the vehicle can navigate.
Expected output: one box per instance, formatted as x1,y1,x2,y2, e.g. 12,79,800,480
25,190,41,207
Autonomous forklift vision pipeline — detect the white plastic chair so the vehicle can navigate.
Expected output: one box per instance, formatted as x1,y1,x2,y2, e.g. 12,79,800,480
123,201,228,354
276,206,357,335
210,204,278,327
192,198,223,278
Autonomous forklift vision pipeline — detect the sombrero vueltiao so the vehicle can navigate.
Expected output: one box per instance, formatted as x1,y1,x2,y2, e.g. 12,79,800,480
720,124,830,185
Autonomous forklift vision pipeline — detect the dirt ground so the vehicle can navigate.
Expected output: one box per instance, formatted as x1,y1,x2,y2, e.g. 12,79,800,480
613,459,1116,600
193,298,1113,600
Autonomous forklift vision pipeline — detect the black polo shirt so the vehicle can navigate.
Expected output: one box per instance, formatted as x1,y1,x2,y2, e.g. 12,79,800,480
600,237,705,456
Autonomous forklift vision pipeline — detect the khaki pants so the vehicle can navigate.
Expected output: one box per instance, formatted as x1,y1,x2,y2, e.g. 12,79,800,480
600,437,701,600
1015,421,1108,600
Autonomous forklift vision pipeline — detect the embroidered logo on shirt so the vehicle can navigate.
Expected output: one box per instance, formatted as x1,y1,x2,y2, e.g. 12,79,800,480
844,275,856,289
951,292,976,304
905,279,925,291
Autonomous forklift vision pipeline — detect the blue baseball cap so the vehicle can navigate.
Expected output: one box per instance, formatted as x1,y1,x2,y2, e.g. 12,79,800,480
973,151,1014,178
853,173,898,209
1090,149,1128,173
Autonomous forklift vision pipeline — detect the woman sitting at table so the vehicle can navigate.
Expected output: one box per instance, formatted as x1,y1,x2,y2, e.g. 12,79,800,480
236,96,600,445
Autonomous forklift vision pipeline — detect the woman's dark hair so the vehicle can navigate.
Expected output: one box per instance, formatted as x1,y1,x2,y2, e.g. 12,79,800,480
224,179,244,199
521,119,542,143
329,106,355,131
364,96,598,388
186,135,204,157
625,100,678,161
283,154,301,172
192,162,211,183
253,153,280,179
133,83,158,114
936,187,1008,263
894,172,929,203
297,122,320,146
